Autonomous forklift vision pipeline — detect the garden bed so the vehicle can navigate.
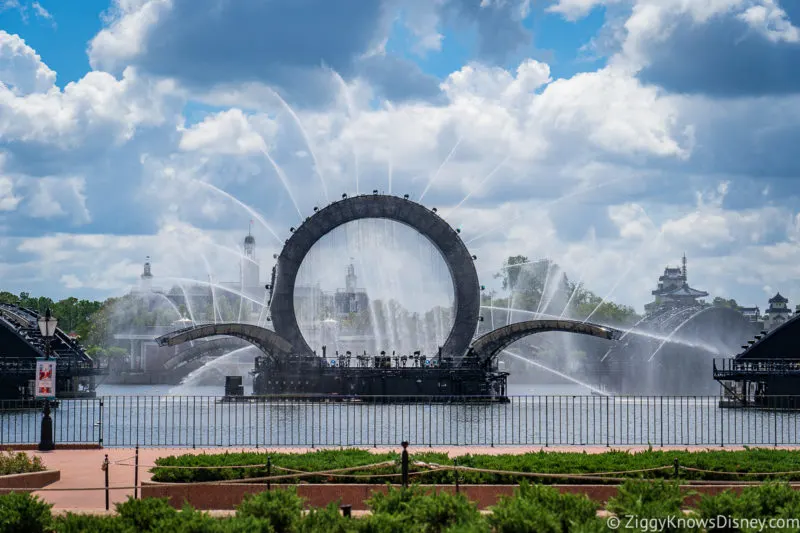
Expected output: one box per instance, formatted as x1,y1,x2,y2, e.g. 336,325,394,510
0,450,58,493
150,448,800,485
0,470,60,493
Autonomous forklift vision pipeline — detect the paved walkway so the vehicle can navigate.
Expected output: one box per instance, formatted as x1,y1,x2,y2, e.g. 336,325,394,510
18,445,793,511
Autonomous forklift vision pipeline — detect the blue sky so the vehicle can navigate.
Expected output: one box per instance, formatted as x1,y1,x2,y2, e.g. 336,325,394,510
1,0,800,316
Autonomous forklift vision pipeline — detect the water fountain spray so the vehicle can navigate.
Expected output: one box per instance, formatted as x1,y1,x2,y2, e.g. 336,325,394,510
266,86,329,202
419,136,463,202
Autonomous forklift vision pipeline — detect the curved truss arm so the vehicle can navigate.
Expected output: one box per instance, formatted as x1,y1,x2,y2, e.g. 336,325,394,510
468,319,622,365
155,323,294,360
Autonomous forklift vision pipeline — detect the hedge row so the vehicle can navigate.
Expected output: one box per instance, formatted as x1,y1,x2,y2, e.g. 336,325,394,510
4,480,800,532
151,447,800,484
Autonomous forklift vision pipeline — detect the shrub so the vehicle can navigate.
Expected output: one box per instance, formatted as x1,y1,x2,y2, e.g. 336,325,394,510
218,515,275,533
297,502,356,533
607,480,698,533
235,488,304,532
488,482,598,533
0,450,45,476
115,496,177,532
54,512,134,533
154,506,226,533
353,512,412,533
367,485,426,516
696,481,800,529
0,491,53,533
367,486,484,533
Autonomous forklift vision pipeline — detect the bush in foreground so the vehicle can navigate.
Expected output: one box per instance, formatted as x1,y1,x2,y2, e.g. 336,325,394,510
4,481,800,532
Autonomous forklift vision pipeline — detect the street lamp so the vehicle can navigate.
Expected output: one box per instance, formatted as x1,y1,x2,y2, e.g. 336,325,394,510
37,308,57,451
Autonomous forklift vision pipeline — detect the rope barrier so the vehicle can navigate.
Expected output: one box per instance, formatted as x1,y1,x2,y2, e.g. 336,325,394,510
679,466,800,476
117,462,269,470
411,462,631,483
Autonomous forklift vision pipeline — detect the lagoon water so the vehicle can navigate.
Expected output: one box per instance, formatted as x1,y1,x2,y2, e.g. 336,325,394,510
2,383,797,448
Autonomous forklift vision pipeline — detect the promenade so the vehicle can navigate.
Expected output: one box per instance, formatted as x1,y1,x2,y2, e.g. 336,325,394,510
16,444,789,512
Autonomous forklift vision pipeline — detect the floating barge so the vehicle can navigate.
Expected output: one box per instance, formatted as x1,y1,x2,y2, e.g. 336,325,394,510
223,349,510,403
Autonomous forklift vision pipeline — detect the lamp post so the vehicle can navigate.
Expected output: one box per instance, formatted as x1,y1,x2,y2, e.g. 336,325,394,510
37,308,57,451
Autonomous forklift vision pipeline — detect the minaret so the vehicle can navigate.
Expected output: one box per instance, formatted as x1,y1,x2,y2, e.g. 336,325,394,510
241,223,260,294
244,221,255,260
141,256,153,292
682,253,687,282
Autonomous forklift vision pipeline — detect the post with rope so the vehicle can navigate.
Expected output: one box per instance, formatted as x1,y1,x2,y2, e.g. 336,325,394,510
454,457,459,494
102,454,109,511
134,446,139,500
267,456,271,491
401,441,409,489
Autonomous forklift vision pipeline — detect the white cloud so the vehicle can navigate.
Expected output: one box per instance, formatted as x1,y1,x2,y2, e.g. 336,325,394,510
179,109,271,155
0,175,20,211
0,1,798,320
27,177,91,224
88,0,170,73
0,31,56,95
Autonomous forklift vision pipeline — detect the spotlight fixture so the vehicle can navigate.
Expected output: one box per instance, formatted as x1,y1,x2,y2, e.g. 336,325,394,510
273,254,278,259
265,284,271,290
313,206,318,212
456,228,461,233
342,193,348,199
432,207,437,213
290,227,295,232
373,189,378,194
480,285,486,290
403,194,409,199
479,316,484,322
472,255,477,260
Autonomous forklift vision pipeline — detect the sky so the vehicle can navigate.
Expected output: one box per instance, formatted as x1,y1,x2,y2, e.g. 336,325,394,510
1,0,800,315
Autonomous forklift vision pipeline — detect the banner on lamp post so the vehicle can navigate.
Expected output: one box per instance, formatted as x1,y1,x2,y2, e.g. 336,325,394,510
35,359,56,399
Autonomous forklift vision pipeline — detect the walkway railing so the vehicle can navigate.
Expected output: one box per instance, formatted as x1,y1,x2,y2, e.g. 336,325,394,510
1,395,799,447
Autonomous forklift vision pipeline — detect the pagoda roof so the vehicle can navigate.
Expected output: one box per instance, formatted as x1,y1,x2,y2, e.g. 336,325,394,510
663,284,708,298
769,292,788,303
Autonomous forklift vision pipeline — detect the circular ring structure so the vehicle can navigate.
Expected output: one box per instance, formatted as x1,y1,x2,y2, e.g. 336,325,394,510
270,194,481,359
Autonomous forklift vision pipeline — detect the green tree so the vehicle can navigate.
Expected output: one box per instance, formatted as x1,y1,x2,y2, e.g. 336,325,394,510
712,297,739,309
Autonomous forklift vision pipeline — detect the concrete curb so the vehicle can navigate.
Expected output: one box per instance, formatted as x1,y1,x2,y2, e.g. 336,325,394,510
0,469,60,492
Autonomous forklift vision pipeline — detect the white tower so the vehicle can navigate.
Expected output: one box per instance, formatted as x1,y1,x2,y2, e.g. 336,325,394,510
140,256,153,292
241,224,260,312
345,259,357,293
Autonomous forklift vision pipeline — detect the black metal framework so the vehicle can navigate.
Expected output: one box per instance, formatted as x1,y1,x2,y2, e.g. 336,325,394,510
249,351,509,400
270,194,481,360
468,319,622,366
0,305,105,401
714,358,800,409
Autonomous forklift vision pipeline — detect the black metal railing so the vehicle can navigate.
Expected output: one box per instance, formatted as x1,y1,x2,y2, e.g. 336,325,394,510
714,358,800,377
1,395,799,447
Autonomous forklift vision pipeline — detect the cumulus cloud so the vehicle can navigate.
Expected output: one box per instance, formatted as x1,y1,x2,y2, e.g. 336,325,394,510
0,175,21,211
88,0,537,107
0,31,56,95
0,1,798,316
